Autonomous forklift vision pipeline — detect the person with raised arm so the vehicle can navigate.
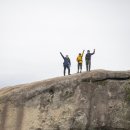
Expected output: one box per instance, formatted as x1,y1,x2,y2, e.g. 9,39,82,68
60,52,71,76
85,49,95,71
76,50,85,73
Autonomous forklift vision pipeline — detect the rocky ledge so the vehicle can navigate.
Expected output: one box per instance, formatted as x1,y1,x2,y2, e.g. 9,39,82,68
0,70,130,130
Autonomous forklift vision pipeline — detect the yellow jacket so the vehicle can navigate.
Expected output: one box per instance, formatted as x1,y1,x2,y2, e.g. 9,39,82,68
77,51,84,63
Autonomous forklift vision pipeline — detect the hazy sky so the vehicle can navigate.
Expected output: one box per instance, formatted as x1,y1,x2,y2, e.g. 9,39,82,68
0,0,130,88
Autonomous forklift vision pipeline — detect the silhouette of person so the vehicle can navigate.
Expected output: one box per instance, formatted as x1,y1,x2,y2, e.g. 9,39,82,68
85,49,95,71
60,52,71,76
76,50,85,73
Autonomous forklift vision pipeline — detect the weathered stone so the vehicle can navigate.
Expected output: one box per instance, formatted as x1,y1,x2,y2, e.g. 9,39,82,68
0,70,130,130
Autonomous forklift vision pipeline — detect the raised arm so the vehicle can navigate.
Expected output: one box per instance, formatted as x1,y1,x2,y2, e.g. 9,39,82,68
81,50,85,57
60,52,65,59
91,49,95,55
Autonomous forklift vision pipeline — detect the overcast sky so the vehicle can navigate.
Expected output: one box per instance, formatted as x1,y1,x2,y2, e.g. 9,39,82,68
0,0,130,88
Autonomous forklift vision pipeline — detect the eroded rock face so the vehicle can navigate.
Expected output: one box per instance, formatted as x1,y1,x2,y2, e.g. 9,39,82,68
0,70,130,130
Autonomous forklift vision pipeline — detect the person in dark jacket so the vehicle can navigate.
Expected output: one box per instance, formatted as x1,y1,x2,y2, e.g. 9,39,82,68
60,52,71,76
85,49,95,71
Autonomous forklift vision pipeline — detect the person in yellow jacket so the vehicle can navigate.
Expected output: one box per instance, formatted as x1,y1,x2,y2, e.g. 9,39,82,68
76,50,85,73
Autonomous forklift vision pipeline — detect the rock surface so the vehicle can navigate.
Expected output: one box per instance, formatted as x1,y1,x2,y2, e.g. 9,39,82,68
0,70,130,130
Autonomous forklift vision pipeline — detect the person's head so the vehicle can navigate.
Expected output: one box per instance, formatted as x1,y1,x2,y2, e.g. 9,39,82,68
79,53,81,56
66,55,69,58
87,50,90,53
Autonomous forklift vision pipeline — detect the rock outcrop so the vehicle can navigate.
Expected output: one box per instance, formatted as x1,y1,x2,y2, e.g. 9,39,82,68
0,70,130,130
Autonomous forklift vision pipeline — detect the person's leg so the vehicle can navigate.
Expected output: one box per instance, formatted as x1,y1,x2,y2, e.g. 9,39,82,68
88,61,91,71
67,66,70,75
80,63,82,73
89,61,91,71
64,66,66,76
77,63,79,73
81,63,82,72
86,61,88,71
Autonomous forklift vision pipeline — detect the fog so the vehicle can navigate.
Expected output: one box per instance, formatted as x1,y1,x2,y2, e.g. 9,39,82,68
0,0,130,88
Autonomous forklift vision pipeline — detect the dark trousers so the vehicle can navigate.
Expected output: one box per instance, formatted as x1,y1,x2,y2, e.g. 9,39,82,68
64,65,70,76
86,60,91,71
77,63,82,73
